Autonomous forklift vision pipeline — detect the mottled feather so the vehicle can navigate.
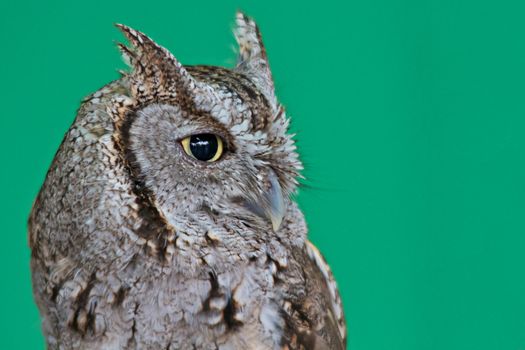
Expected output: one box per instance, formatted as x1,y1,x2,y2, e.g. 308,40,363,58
29,12,346,350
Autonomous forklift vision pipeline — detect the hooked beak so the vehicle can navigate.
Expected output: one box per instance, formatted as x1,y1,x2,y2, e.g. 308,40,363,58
245,170,286,232
266,170,285,231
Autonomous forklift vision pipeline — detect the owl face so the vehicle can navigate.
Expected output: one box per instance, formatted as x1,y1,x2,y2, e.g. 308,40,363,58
114,14,302,232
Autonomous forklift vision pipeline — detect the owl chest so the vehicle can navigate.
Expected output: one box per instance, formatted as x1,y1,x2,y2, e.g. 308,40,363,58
59,250,285,349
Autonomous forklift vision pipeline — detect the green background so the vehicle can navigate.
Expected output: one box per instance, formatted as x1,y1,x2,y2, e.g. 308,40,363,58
2,0,525,349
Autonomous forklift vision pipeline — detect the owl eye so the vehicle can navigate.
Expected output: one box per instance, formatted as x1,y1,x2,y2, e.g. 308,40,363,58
180,133,224,162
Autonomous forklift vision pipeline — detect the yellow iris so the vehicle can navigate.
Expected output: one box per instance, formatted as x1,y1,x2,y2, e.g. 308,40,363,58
181,134,224,162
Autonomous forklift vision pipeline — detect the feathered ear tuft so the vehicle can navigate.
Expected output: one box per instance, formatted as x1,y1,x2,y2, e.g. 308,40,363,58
233,12,277,110
115,23,197,103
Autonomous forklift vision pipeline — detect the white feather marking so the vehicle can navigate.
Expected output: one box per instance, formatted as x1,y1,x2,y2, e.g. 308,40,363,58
259,302,284,345
306,240,346,340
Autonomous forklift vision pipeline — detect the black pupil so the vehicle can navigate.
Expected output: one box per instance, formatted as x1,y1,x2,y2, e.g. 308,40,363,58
189,134,218,161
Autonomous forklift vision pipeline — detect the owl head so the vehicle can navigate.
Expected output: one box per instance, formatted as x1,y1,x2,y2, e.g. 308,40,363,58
111,12,302,234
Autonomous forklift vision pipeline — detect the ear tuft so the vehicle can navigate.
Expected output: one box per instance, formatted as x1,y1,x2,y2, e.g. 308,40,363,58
234,11,268,65
114,24,196,103
233,12,277,110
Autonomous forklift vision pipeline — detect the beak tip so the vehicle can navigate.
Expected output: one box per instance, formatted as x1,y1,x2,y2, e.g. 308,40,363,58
271,216,283,232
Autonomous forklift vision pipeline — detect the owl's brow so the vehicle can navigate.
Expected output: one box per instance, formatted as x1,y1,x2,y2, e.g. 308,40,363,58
186,65,273,131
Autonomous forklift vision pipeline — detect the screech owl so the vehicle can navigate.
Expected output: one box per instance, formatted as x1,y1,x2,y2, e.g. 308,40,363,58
28,12,346,350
